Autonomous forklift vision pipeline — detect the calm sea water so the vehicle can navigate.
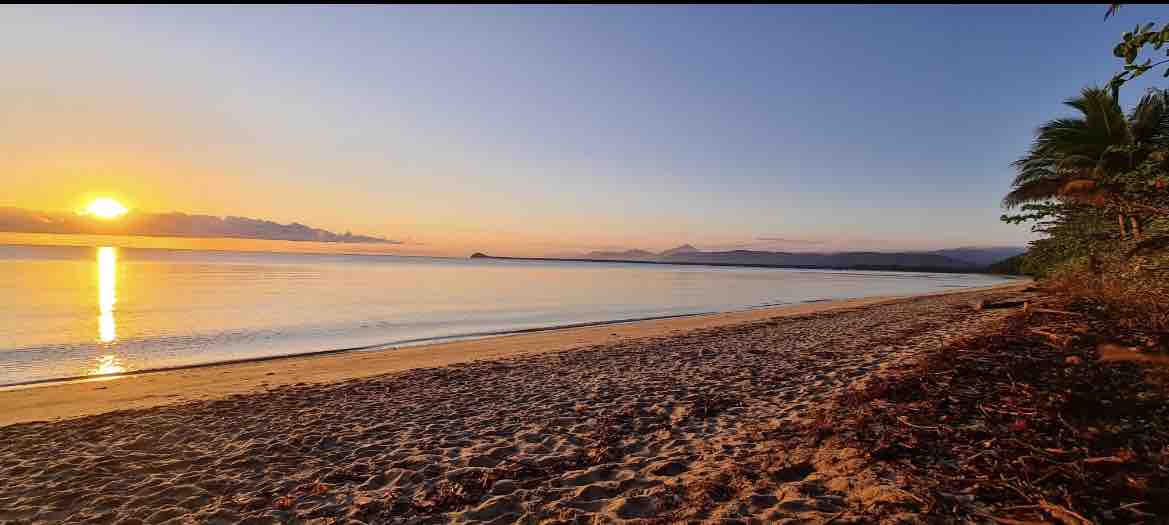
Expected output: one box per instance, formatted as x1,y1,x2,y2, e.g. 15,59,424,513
0,244,1012,386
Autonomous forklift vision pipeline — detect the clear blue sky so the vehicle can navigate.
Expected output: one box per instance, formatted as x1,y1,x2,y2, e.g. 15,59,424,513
2,5,1163,255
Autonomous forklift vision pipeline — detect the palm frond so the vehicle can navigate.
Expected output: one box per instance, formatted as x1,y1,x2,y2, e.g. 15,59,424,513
1003,86,1161,210
1003,179,1064,208
1129,90,1168,142
1010,163,1059,187
1063,87,1127,144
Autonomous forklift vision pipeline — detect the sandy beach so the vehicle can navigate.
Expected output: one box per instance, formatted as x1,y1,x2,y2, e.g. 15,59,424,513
0,282,1030,524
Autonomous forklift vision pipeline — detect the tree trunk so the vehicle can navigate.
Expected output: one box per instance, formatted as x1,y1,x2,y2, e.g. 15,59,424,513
1118,214,1128,240
1131,215,1143,240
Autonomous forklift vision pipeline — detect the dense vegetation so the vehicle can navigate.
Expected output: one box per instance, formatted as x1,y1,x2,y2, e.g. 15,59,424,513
1002,6,1169,330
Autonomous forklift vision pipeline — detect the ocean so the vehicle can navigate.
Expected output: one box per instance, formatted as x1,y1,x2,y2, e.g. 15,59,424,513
0,244,1012,386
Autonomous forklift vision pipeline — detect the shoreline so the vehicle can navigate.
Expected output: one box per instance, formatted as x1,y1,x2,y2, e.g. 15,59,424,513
0,281,1025,427
0,312,720,390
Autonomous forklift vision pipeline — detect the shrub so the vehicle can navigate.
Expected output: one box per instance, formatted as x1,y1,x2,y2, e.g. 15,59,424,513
1045,255,1169,331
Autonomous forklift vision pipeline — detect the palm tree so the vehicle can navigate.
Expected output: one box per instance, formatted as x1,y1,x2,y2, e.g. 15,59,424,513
1004,87,1169,240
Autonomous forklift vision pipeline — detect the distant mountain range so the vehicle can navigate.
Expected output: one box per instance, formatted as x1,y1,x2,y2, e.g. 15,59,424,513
927,246,1028,267
0,207,398,244
472,244,1026,273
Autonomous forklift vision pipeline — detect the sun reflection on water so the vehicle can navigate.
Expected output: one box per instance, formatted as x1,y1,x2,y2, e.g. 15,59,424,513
91,247,126,377
98,247,117,343
90,354,126,376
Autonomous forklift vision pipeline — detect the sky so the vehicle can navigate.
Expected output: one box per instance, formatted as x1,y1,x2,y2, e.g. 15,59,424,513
2,5,1165,257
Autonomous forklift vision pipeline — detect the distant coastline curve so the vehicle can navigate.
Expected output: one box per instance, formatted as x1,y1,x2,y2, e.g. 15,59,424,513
468,252,1009,275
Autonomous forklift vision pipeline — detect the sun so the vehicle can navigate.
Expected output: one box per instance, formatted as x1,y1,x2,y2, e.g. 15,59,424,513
84,198,128,219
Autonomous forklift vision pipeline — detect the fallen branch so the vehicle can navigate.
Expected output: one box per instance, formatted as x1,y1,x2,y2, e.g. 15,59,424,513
1027,329,1069,346
1029,308,1084,317
977,513,1048,525
974,300,1030,311
1040,501,1093,525
1080,456,1126,465
897,415,940,431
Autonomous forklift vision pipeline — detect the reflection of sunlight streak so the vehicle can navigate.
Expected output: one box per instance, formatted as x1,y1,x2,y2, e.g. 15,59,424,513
99,312,116,343
98,247,117,343
92,247,126,377
90,354,126,376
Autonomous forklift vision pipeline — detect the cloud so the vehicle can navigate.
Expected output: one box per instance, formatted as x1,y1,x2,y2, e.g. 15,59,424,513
0,207,401,244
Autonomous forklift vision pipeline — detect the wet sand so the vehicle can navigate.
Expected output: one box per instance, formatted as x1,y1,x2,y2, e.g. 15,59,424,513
0,282,1027,523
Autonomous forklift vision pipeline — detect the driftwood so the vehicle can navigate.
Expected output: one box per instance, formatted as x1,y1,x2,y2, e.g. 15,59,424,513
1030,308,1085,316
1028,328,1069,347
973,299,1029,311
1039,501,1093,525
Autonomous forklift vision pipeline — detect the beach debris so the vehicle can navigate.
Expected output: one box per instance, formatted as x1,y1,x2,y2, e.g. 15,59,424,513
790,293,1169,523
973,298,1030,311
309,480,329,496
1030,328,1071,348
411,481,470,513
273,494,296,510
1040,501,1094,525
1030,307,1085,317
688,393,740,419
1098,341,1169,365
